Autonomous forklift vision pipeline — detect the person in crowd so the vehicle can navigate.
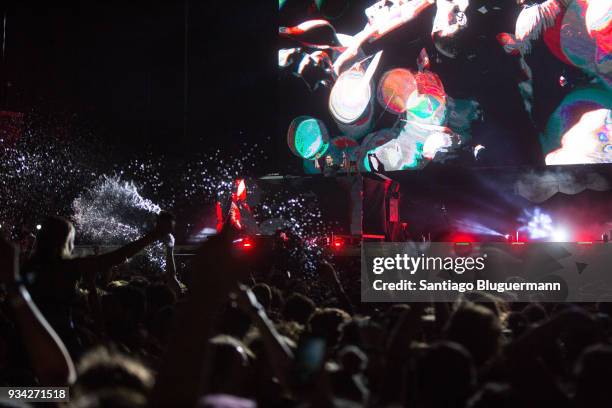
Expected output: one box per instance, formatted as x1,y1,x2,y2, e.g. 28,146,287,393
283,293,316,325
314,153,348,177
21,212,175,355
0,236,75,386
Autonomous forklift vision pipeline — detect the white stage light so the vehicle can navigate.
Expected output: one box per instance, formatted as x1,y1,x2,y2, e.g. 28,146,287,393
552,227,569,242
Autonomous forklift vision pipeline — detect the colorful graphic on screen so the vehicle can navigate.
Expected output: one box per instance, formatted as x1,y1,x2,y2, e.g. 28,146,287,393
279,0,612,173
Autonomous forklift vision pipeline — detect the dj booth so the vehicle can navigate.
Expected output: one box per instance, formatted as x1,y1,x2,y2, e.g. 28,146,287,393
257,173,399,240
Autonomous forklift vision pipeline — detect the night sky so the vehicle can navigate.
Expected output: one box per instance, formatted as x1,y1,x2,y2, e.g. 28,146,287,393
1,0,279,172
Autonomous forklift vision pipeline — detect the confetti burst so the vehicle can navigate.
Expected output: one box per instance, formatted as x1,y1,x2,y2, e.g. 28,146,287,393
71,176,166,273
1,126,332,276
72,176,161,244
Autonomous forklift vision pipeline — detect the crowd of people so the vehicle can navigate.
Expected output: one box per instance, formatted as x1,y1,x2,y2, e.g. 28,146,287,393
1,212,612,407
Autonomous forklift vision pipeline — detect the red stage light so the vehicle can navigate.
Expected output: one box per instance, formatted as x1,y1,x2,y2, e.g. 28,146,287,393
450,233,475,244
331,237,344,249
453,239,474,256
574,232,593,243
234,237,255,250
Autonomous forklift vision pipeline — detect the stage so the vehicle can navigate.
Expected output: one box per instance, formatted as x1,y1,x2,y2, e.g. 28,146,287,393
253,163,612,246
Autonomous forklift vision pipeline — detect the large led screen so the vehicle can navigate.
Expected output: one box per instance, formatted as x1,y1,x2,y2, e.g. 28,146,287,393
279,0,611,173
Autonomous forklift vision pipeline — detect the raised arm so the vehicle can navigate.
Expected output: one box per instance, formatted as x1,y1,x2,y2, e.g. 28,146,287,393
319,260,354,314
150,226,243,407
163,234,183,297
89,212,175,272
0,237,76,386
379,305,424,405
236,285,294,387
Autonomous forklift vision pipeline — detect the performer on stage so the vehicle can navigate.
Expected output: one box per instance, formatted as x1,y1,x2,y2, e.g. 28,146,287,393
215,179,256,232
314,152,348,176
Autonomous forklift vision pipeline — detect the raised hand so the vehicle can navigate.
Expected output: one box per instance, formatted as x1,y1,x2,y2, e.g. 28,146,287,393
233,284,294,389
318,259,342,287
151,221,246,407
233,284,264,317
318,260,354,313
162,233,176,248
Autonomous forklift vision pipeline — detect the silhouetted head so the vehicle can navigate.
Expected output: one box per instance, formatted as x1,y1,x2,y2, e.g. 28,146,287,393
506,311,528,338
207,335,253,397
444,304,502,366
416,341,476,408
70,389,148,408
381,304,412,331
338,317,384,354
463,291,505,317
74,347,153,400
251,283,272,311
308,307,351,348
575,344,612,408
283,293,316,325
217,304,252,339
33,216,75,261
522,303,548,324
